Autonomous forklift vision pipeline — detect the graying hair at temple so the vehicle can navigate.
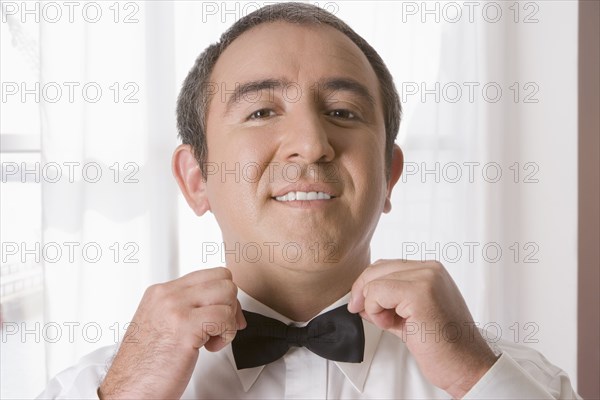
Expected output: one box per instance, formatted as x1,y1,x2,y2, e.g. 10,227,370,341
176,2,402,180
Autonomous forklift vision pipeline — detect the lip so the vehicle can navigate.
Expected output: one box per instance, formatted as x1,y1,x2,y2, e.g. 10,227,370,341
271,197,336,209
271,183,338,199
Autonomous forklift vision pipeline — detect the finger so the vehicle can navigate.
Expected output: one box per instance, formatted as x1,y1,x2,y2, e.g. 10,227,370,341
362,279,409,330
363,260,432,283
359,309,401,332
364,277,412,314
181,279,238,308
367,309,399,330
174,267,233,288
349,260,423,313
206,300,247,351
188,304,238,350
358,310,373,324
363,279,397,314
349,263,388,313
235,299,247,330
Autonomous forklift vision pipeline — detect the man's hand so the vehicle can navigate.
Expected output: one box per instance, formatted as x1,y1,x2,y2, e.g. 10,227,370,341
348,260,498,399
99,267,246,399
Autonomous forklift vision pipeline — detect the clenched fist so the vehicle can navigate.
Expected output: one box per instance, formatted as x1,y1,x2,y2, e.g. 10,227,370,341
99,267,246,399
348,259,499,399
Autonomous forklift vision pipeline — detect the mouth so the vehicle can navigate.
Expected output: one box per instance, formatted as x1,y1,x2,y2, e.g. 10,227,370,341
273,191,335,202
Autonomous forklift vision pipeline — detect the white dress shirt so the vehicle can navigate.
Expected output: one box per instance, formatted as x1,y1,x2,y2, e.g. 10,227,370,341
37,290,581,399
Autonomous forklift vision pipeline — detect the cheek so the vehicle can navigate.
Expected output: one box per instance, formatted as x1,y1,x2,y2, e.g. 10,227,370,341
344,139,389,214
345,135,386,183
212,124,276,161
204,131,275,225
207,125,275,180
205,174,262,242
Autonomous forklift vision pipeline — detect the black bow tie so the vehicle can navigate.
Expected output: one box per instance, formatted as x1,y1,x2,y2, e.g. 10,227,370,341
231,304,365,370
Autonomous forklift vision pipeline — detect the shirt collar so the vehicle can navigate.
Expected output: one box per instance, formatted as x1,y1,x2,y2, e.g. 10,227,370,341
225,288,383,393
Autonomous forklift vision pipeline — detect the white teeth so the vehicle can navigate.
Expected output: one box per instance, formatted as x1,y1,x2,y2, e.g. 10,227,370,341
274,191,332,202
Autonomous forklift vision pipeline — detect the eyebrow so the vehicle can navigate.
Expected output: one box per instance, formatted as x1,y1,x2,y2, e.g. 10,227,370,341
317,77,375,108
222,76,376,115
224,79,287,115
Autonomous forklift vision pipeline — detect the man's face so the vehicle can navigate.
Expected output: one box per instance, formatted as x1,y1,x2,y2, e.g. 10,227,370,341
203,21,395,271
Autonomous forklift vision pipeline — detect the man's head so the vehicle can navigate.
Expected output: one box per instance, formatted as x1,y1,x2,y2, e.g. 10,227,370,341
176,2,401,180
173,2,404,277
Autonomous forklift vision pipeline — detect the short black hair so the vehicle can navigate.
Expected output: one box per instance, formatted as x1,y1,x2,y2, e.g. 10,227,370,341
176,2,401,179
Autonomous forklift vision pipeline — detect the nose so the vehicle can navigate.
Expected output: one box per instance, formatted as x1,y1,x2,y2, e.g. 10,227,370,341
279,106,335,164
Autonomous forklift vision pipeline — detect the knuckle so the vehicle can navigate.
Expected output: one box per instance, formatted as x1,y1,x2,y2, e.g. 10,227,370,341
363,279,378,295
222,280,238,299
161,292,179,312
216,266,232,279
145,283,167,299
423,267,437,279
429,260,444,271
421,262,443,279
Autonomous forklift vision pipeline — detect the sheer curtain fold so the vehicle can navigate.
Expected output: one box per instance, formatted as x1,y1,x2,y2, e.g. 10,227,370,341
40,2,179,379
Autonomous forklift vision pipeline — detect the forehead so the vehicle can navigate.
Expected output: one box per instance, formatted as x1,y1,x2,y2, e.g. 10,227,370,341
209,21,381,102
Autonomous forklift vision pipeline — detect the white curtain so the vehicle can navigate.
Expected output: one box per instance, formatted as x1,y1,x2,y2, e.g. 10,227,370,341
31,0,578,396
39,0,179,382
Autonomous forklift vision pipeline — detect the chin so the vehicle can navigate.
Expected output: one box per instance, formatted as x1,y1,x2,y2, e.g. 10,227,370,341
270,239,350,271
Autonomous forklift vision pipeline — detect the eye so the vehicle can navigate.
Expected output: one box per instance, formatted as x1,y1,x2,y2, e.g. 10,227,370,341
248,108,276,120
328,109,357,120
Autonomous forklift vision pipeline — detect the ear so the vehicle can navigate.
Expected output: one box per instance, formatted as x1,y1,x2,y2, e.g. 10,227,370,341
172,144,211,216
383,144,404,214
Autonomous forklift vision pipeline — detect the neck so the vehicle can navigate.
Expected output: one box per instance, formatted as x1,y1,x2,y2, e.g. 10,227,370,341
229,253,369,322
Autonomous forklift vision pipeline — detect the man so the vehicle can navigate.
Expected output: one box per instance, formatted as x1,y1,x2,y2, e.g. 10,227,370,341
38,2,579,399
